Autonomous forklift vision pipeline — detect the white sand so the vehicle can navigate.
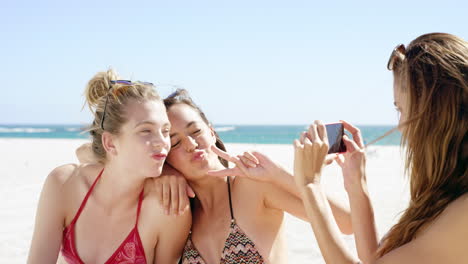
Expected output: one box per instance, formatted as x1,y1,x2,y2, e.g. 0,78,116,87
0,139,409,263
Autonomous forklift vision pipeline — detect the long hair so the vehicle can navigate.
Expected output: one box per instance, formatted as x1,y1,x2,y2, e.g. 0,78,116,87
378,33,468,256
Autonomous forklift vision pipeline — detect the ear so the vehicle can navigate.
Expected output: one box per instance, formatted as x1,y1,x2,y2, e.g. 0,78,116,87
101,131,118,156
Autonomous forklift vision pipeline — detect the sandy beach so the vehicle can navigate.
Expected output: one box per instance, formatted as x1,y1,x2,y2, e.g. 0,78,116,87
0,138,409,263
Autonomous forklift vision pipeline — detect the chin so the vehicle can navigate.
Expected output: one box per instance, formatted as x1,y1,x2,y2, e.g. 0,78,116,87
147,166,164,178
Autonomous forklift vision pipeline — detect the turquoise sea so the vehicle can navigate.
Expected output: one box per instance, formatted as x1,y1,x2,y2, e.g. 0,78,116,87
0,124,400,146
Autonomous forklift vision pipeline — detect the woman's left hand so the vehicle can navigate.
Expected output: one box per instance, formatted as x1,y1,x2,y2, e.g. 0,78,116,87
153,164,195,216
76,143,97,164
293,120,329,188
207,145,284,183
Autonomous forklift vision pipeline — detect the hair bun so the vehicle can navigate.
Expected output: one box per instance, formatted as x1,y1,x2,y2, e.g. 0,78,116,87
84,69,120,109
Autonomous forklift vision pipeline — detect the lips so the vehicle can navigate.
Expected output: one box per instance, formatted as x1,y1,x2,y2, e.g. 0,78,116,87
191,151,205,161
151,153,167,161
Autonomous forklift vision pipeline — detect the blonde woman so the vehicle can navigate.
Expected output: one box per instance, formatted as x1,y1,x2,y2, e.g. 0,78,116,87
294,33,468,263
27,70,191,263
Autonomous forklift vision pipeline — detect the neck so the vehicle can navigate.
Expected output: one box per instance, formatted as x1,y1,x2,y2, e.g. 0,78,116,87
95,162,145,211
188,164,230,212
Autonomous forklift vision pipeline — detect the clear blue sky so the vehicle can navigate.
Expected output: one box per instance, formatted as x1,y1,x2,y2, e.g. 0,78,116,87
1,0,466,125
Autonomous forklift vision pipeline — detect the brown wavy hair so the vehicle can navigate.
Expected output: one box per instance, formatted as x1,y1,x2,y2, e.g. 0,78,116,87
163,89,229,168
378,33,468,256
84,69,161,163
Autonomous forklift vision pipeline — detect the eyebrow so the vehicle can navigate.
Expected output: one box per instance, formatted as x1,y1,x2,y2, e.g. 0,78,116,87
134,120,169,128
170,121,198,138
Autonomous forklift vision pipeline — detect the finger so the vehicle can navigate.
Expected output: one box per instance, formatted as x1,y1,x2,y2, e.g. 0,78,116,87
211,145,238,163
178,179,189,215
231,157,251,177
238,155,257,168
170,177,179,216
207,167,242,177
186,184,196,198
335,154,345,167
162,182,170,215
244,151,259,165
324,154,336,165
315,120,328,145
304,133,313,146
308,123,320,143
343,134,360,153
340,120,364,148
293,140,304,181
293,139,303,149
299,131,307,144
154,180,163,208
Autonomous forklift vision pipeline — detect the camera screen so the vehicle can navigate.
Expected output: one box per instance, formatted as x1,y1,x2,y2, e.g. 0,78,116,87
326,123,346,154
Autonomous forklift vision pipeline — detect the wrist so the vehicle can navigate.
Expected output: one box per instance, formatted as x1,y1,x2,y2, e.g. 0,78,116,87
345,179,369,196
298,182,323,193
271,164,290,184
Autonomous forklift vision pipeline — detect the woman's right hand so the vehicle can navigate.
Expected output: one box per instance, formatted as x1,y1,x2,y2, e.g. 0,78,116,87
335,120,368,193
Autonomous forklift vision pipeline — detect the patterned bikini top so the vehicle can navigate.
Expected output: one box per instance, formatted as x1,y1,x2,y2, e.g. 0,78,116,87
181,177,265,264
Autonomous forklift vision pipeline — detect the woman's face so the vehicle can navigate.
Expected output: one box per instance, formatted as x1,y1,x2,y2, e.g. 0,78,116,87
112,99,171,178
393,77,408,131
166,103,222,180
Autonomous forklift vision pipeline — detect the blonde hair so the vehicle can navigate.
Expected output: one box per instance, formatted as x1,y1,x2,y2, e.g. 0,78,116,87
84,69,161,163
378,33,468,256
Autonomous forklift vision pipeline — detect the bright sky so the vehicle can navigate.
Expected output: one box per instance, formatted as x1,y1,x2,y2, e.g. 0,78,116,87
1,0,466,125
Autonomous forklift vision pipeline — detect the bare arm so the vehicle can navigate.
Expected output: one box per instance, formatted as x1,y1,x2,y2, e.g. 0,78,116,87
347,187,378,263
27,165,76,263
266,162,352,234
336,121,379,262
294,121,468,264
300,184,359,263
208,146,352,234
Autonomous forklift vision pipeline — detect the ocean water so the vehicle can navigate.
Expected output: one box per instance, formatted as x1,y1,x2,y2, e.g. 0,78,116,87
0,124,400,145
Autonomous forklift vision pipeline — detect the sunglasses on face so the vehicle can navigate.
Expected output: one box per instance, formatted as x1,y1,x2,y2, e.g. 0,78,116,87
100,80,154,130
387,44,406,71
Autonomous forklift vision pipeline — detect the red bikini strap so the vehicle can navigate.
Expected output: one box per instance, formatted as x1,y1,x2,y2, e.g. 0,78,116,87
70,168,104,225
135,188,145,226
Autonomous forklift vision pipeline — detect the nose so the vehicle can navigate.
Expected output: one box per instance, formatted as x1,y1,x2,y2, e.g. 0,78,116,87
183,136,198,152
151,132,169,149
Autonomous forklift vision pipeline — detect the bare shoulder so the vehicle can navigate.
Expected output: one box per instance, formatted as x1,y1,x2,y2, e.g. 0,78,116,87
378,194,468,264
47,163,79,185
231,177,272,209
50,164,104,218
232,176,268,194
58,163,104,191
418,193,468,260
424,194,468,239
442,193,468,228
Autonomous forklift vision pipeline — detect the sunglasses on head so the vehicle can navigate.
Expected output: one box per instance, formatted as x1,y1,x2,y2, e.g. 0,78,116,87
100,80,154,130
387,44,406,71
